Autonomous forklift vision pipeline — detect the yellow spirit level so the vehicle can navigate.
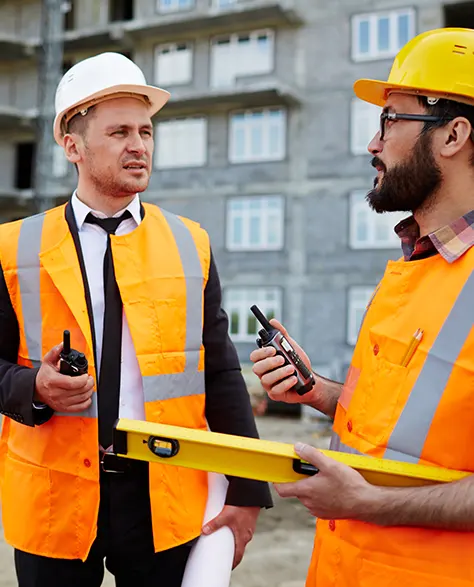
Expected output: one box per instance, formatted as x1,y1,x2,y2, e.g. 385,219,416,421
113,419,471,487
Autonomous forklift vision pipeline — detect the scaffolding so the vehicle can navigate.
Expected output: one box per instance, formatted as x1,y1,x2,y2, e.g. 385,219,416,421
33,0,66,213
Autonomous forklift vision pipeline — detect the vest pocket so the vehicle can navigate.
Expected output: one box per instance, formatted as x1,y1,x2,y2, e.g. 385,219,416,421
350,340,409,447
2,454,51,551
359,558,473,587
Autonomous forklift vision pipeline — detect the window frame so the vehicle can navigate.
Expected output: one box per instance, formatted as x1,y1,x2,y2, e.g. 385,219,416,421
157,0,195,14
349,190,406,250
350,98,381,155
228,107,287,164
211,0,237,8
226,195,285,251
347,286,376,346
154,41,194,87
351,7,416,62
224,287,282,343
154,116,208,169
210,28,275,89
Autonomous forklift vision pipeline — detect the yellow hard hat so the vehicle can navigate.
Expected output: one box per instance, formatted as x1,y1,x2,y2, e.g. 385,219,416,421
354,28,474,107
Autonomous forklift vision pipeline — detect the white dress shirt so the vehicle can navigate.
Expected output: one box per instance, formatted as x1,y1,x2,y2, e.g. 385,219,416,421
71,192,146,420
73,196,234,583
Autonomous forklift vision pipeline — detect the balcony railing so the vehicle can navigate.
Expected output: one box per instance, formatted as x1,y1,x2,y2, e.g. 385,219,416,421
0,36,37,61
61,0,303,51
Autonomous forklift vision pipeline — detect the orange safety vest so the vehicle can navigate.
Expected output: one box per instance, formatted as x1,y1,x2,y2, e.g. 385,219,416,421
0,202,211,560
307,247,474,587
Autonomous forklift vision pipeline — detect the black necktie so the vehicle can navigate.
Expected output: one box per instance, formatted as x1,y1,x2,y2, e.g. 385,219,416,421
85,210,132,449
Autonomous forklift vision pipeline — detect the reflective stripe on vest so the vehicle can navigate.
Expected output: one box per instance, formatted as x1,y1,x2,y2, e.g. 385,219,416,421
329,433,362,454
17,211,96,418
383,270,474,463
17,213,45,369
16,208,205,414
358,282,381,336
142,210,205,403
330,430,411,462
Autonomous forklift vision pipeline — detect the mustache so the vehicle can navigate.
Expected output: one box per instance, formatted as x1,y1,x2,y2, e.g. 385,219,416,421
371,157,387,173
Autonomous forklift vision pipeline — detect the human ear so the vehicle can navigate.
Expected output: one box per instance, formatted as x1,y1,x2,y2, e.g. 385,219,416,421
439,118,472,159
63,134,82,164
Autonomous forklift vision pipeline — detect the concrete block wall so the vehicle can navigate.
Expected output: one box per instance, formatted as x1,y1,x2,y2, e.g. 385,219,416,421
0,0,461,383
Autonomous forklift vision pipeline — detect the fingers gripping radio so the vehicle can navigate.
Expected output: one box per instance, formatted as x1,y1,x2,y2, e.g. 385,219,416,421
250,306,314,396
59,330,88,376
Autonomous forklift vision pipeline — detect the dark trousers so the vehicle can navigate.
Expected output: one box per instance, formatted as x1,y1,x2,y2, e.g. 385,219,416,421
15,461,197,587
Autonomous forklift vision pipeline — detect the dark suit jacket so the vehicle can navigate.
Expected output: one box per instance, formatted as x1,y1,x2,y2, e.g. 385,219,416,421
0,202,272,508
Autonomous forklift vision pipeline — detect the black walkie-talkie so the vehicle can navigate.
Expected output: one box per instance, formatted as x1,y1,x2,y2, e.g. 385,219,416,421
59,330,88,376
250,305,314,396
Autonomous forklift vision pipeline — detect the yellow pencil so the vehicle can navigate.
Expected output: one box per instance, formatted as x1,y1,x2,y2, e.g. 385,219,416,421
400,329,419,365
401,329,424,367
400,329,422,366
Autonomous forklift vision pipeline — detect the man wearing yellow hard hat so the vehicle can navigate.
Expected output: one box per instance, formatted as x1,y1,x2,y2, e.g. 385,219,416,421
251,27,474,586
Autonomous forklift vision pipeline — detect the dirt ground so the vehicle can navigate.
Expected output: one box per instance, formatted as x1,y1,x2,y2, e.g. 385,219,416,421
0,415,331,587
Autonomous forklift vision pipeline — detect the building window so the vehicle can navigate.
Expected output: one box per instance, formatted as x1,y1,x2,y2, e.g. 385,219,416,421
155,43,193,86
350,99,381,155
158,0,194,12
347,286,375,346
349,190,406,249
224,287,282,342
352,8,415,61
210,29,274,88
227,196,284,251
14,143,35,190
229,108,286,163
155,117,207,169
444,3,474,28
212,0,236,7
63,1,75,31
52,145,69,178
62,60,74,75
109,0,134,22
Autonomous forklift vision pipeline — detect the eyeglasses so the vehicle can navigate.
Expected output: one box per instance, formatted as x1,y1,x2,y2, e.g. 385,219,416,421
379,111,454,141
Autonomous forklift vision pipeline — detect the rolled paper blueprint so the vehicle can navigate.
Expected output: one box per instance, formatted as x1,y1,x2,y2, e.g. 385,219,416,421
181,472,235,587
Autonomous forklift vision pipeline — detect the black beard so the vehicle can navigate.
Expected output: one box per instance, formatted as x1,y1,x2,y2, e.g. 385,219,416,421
366,131,442,214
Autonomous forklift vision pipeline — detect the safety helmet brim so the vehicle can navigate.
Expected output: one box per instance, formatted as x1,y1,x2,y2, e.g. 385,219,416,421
354,79,406,107
53,83,170,146
354,79,474,109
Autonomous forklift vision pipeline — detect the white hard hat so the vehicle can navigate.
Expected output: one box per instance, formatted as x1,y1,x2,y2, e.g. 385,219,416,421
54,52,170,146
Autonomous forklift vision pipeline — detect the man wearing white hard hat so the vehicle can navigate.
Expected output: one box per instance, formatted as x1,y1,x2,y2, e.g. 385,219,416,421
0,52,271,586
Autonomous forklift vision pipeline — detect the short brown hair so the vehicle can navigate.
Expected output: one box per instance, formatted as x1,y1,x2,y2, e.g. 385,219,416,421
66,105,97,138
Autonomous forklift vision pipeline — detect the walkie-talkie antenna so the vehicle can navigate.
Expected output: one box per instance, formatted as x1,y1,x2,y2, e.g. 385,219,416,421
250,305,273,332
63,330,71,355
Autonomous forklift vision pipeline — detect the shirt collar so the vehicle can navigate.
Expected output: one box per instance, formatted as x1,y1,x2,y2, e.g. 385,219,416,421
71,191,142,230
395,210,474,263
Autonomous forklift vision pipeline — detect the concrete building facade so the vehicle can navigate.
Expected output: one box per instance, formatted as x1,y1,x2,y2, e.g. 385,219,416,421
0,0,471,400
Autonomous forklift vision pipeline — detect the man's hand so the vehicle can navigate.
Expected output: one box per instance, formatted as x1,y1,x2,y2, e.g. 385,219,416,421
250,319,342,418
250,319,313,405
201,505,260,568
275,443,375,520
250,319,329,409
34,343,95,413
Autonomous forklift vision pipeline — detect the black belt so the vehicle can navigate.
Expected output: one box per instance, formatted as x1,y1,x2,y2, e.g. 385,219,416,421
100,451,146,474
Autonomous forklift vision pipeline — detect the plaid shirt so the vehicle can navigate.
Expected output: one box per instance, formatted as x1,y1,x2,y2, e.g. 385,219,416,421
395,210,474,263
